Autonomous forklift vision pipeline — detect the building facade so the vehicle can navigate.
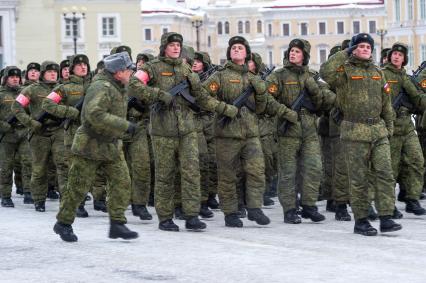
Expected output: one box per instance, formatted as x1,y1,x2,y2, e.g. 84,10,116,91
0,0,19,68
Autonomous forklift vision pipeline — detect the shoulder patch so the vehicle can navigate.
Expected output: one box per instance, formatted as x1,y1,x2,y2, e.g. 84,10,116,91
384,83,391,94
209,81,219,92
268,83,278,94
161,72,173,77
421,79,426,89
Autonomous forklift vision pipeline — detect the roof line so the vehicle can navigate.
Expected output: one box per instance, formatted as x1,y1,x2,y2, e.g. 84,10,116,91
263,0,384,9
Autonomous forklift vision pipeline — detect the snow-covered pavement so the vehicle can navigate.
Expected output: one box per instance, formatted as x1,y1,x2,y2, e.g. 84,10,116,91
1,193,426,283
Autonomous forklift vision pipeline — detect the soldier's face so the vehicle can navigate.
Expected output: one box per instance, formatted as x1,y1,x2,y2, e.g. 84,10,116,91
382,57,388,64
73,63,88,77
248,60,256,73
114,69,132,84
61,67,70,79
391,51,404,69
44,70,58,82
6,75,20,87
27,69,40,81
289,47,304,66
353,43,372,60
230,44,247,64
192,59,204,73
136,59,145,69
164,42,181,59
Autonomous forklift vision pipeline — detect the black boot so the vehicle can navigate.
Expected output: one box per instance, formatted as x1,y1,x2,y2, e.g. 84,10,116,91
354,218,377,236
53,221,78,242
23,192,34,204
397,189,406,202
185,216,207,230
1,198,14,208
284,208,302,224
236,204,246,218
326,200,336,212
47,189,59,200
174,206,185,220
207,194,219,209
405,199,426,215
225,213,243,227
76,203,89,218
109,221,138,240
367,205,378,221
335,204,351,221
15,187,23,195
301,205,325,222
34,201,45,212
199,203,214,218
159,219,179,231
263,195,275,206
379,215,402,233
132,204,152,220
247,208,270,225
392,206,403,219
94,200,107,213
420,192,426,200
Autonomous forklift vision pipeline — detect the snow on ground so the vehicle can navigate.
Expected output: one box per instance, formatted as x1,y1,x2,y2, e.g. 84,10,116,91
1,191,426,283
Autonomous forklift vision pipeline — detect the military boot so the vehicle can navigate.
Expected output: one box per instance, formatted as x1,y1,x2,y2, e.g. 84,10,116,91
392,206,403,219
132,204,152,220
15,187,23,195
335,204,351,221
225,213,243,228
301,205,325,222
53,221,78,242
34,201,45,212
1,198,14,207
207,193,219,209
94,200,107,213
379,215,402,233
326,200,336,212
199,203,214,218
185,216,207,231
159,219,179,232
47,189,59,200
284,208,302,224
174,206,185,220
263,195,274,206
76,203,89,218
109,221,138,240
23,192,34,204
420,192,426,200
237,204,247,218
397,189,406,202
354,218,377,236
405,199,426,215
367,205,378,221
247,208,270,225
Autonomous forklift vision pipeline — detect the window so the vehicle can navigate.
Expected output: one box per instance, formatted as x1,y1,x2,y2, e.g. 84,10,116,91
65,18,81,38
337,21,344,34
408,0,414,20
245,21,250,34
257,20,262,33
225,21,230,34
353,21,360,34
102,17,116,37
144,29,152,41
422,45,426,61
368,21,376,34
238,21,243,34
408,45,414,66
394,0,400,22
318,22,326,35
268,23,272,37
300,22,308,36
282,23,290,36
319,49,327,64
217,22,223,35
421,0,426,20
208,36,211,48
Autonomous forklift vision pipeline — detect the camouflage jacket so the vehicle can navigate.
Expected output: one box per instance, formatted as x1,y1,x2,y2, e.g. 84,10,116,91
319,50,394,142
0,85,27,142
128,56,222,137
71,72,129,161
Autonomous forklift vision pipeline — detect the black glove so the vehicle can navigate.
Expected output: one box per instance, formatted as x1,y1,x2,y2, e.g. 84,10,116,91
346,44,358,55
126,122,137,136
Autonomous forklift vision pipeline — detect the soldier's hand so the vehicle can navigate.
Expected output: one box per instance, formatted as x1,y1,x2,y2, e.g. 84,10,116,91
284,109,298,123
126,122,138,137
66,106,80,120
346,44,358,55
222,104,238,118
158,90,173,106
304,76,320,95
30,120,42,133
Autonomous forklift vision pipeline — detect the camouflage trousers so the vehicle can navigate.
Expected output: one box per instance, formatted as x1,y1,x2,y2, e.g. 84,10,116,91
319,134,333,200
417,130,426,190
13,156,23,190
124,127,151,206
260,134,278,196
343,137,395,220
152,132,201,222
57,152,131,225
29,130,67,203
216,137,265,215
277,135,322,212
201,113,217,195
390,131,424,200
0,138,32,198
330,136,350,204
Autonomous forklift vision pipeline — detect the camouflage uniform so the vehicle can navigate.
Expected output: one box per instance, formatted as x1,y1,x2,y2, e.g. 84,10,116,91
415,68,426,190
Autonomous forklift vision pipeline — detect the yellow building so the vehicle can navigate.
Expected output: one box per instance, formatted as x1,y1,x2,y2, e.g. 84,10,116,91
15,0,141,69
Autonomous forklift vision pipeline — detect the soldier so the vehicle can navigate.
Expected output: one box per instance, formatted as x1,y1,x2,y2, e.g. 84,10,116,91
129,32,236,231
380,48,391,67
382,42,426,215
136,53,154,70
0,66,33,206
12,61,68,212
265,39,326,224
59,59,70,83
24,63,41,86
320,33,402,236
53,52,138,242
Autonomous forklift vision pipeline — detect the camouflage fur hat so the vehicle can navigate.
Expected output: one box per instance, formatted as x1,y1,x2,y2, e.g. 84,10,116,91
41,61,60,79
25,62,40,80
387,42,408,66
285,38,311,65
341,39,351,50
250,52,265,74
328,44,342,59
59,59,70,78
194,51,212,71
350,33,374,50
136,53,154,63
227,36,251,61
159,32,183,57
2,66,21,85
69,54,90,75
111,45,133,61
181,45,195,65
381,48,391,60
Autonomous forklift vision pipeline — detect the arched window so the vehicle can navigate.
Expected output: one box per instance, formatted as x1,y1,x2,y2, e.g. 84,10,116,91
225,21,230,34
217,22,223,35
257,20,262,33
245,21,250,33
238,21,243,34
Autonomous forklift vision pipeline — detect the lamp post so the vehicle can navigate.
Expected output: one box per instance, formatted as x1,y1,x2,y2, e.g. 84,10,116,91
191,15,203,51
63,6,86,55
376,28,387,51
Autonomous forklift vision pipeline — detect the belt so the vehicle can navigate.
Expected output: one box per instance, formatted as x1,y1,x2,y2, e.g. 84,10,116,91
344,116,380,125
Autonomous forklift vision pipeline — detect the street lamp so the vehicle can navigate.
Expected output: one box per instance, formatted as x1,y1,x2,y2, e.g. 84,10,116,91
192,15,203,51
63,6,86,55
376,28,388,51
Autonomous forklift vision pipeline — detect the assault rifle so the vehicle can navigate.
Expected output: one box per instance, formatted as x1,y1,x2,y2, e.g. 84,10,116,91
199,65,219,83
128,96,146,113
63,96,85,130
217,66,275,127
0,116,18,142
28,112,64,142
